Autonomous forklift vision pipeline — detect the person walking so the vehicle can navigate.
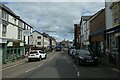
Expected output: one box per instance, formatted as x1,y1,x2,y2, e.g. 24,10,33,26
105,47,110,64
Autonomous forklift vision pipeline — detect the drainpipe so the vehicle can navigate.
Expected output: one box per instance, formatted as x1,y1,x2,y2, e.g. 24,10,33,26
43,37,44,50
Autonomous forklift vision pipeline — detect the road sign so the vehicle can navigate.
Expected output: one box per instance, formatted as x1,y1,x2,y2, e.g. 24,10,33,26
23,30,31,36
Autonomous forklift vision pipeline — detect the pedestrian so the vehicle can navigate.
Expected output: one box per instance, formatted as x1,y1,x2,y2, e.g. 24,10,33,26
105,47,110,64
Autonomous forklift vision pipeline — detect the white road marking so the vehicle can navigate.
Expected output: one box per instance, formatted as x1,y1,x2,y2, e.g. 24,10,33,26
77,71,80,77
74,65,76,67
0,62,25,71
76,67,78,71
111,68,120,72
92,68,99,70
25,63,43,73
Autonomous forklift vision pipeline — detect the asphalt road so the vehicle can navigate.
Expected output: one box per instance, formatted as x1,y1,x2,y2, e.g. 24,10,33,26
2,50,120,79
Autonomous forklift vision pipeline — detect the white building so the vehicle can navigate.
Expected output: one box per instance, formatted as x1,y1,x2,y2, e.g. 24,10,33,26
43,36,50,49
80,16,91,48
23,23,33,55
84,18,91,47
30,31,56,51
30,30,44,48
0,4,33,64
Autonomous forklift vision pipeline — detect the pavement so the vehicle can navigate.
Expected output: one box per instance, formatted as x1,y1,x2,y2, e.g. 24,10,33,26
2,58,28,69
98,59,120,73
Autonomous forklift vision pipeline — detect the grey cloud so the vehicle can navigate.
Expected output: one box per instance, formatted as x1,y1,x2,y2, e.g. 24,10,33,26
5,2,104,41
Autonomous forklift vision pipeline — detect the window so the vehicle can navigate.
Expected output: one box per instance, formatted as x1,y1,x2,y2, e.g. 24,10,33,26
18,21,22,27
37,36,41,39
2,24,7,37
86,33,87,40
2,11,8,21
18,28,22,39
13,18,17,24
111,2,120,26
37,42,41,45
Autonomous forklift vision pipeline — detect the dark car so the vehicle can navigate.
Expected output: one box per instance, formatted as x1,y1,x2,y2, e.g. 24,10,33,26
55,46,62,51
74,49,98,65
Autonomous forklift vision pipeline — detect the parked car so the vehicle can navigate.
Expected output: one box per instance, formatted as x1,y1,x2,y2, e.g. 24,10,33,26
28,50,47,62
74,49,98,65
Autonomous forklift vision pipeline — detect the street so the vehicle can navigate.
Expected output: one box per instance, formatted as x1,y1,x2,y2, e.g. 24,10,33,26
2,50,119,79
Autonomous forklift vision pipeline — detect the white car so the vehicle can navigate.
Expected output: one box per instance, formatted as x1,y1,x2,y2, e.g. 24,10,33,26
28,50,47,61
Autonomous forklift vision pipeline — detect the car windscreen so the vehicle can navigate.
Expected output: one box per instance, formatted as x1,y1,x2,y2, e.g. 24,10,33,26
30,51,37,54
39,50,44,53
79,50,90,55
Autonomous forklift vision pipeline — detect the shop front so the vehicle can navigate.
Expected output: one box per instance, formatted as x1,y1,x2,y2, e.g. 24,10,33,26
106,26,120,67
2,38,24,64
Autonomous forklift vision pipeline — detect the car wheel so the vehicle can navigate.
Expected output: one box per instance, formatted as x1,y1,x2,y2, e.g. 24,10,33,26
94,62,98,66
39,56,41,61
72,56,74,59
28,58,31,62
45,55,47,59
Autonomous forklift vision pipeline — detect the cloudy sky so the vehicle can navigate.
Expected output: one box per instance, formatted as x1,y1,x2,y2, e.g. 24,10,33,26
2,1,105,42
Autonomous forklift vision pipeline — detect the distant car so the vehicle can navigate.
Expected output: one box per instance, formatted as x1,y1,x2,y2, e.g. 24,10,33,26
28,50,47,61
55,46,62,51
74,50,98,65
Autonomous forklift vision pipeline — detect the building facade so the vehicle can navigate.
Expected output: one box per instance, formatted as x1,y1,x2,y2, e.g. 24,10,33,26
43,36,50,50
80,16,91,48
105,2,120,68
61,39,69,48
30,31,55,51
51,37,57,49
30,30,44,48
89,9,106,58
23,23,33,55
74,24,80,49
0,4,32,64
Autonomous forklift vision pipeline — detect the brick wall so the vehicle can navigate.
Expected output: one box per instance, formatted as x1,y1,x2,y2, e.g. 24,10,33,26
90,9,105,42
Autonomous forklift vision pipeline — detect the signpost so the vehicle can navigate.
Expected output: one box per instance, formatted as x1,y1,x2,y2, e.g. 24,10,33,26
23,30,31,36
